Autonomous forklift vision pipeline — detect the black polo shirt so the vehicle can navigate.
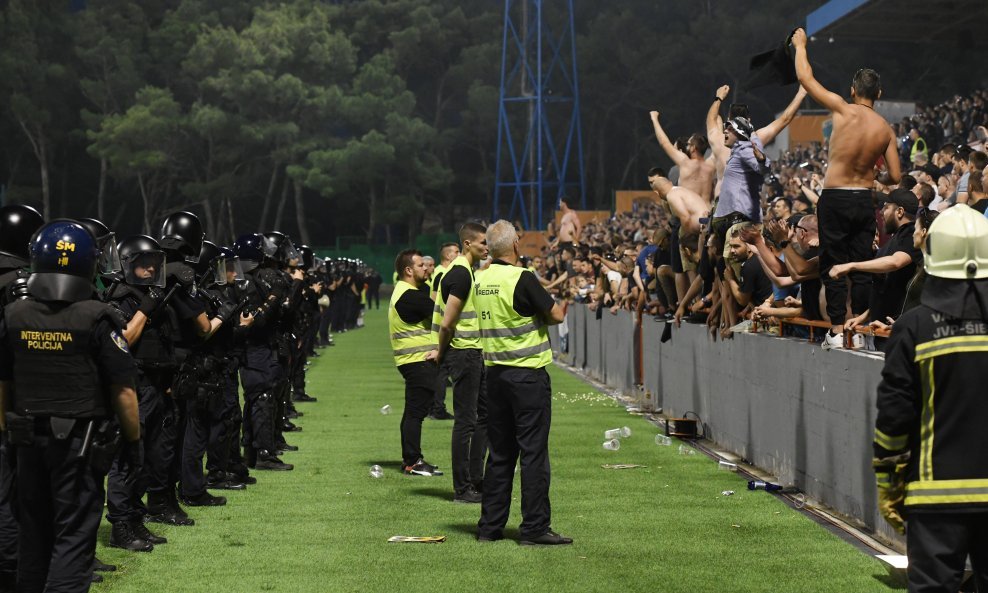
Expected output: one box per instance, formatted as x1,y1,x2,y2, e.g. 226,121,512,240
488,260,555,317
869,221,921,322
395,283,434,324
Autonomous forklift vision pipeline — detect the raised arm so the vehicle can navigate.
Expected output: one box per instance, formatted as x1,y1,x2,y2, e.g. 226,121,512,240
650,111,688,166
756,86,808,146
706,86,731,164
791,29,848,115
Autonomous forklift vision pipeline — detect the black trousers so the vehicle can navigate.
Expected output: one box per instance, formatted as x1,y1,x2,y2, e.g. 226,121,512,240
240,345,280,453
180,397,219,498
398,362,437,465
16,432,103,593
907,511,988,593
817,189,876,325
106,380,175,524
318,308,331,343
478,366,552,540
446,348,488,494
206,369,243,476
0,440,17,583
432,360,450,414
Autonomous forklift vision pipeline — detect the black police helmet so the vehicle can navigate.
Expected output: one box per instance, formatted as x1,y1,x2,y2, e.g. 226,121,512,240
233,233,277,272
262,231,300,266
0,204,44,261
159,211,204,263
299,245,314,271
26,220,98,302
76,217,123,276
194,240,222,277
117,235,166,288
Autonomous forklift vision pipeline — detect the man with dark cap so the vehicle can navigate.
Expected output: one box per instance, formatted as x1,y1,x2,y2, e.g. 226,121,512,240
873,204,988,592
829,189,922,335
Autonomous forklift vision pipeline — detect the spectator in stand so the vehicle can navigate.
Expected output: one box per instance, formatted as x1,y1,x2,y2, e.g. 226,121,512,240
831,189,922,346
914,182,937,210
723,227,774,315
770,197,793,221
793,28,902,350
969,170,988,213
956,150,988,204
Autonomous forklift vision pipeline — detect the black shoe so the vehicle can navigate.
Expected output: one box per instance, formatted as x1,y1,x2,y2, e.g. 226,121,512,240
181,492,227,507
428,410,454,420
206,472,248,490
519,530,573,546
293,392,318,403
93,557,117,572
146,490,195,526
453,486,482,504
286,409,302,419
282,420,302,432
403,459,444,476
277,443,299,452
133,522,167,545
146,511,195,526
255,451,293,471
108,522,154,552
477,532,503,542
92,573,103,584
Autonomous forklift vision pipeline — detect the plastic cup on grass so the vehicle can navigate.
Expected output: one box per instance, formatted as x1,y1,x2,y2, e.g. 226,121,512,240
604,426,631,440
369,465,384,478
602,439,620,451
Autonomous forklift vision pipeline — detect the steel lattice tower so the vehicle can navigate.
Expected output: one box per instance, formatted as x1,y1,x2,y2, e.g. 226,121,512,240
493,0,586,231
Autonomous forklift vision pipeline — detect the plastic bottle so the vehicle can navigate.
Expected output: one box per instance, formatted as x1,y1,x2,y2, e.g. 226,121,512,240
655,434,672,446
369,465,384,478
718,460,738,472
602,439,621,451
604,426,631,440
747,480,783,492
379,405,391,415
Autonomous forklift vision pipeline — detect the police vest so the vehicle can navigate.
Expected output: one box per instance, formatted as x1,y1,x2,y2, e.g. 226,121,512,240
432,256,481,350
388,281,437,366
106,283,176,366
4,299,115,418
474,263,552,369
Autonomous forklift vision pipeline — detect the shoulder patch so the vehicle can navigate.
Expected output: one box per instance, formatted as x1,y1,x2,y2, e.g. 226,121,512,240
110,330,130,353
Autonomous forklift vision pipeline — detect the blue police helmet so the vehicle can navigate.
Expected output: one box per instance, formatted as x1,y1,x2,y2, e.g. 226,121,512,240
26,220,99,302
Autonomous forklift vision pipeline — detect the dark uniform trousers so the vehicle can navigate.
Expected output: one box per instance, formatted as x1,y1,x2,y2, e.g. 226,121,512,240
397,361,437,466
240,344,280,453
478,366,552,540
16,427,103,593
0,439,17,585
106,378,175,523
180,394,221,498
446,348,487,494
906,511,988,593
432,360,450,415
206,368,243,477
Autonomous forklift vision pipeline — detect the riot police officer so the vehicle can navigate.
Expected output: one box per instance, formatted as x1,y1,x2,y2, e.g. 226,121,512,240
233,234,292,471
0,204,43,590
75,217,123,290
0,220,141,591
104,235,178,550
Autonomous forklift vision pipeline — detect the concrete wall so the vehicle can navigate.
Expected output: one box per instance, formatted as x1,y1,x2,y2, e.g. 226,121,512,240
555,304,898,541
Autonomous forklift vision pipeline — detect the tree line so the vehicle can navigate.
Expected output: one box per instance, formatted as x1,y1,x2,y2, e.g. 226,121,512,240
0,0,977,245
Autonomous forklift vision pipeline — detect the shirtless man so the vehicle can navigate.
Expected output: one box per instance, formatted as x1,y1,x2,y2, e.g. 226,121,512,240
649,113,715,203
792,28,901,347
648,167,709,284
557,198,581,246
649,114,716,301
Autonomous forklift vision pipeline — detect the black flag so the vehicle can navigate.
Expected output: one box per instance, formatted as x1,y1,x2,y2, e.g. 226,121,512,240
743,31,799,91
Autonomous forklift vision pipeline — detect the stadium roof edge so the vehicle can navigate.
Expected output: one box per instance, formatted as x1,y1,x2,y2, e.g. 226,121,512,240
806,0,869,37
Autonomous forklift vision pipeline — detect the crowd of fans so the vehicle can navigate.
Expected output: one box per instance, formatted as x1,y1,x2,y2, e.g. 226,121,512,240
523,85,988,352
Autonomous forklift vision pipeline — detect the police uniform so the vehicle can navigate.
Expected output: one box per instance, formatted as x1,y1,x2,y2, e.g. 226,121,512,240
434,256,487,498
473,259,560,542
874,205,988,592
389,280,439,470
0,221,139,593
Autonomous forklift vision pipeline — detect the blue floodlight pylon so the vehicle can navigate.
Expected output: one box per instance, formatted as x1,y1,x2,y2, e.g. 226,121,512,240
493,0,586,231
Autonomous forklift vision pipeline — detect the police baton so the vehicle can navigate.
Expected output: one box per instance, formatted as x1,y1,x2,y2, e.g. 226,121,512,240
76,419,96,459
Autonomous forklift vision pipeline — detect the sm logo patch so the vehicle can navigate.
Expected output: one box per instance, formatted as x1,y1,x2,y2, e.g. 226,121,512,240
56,240,75,267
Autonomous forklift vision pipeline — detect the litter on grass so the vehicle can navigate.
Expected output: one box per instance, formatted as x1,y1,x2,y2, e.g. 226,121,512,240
387,535,446,544
600,464,647,470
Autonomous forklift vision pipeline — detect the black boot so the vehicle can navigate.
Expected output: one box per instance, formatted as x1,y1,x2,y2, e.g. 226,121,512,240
254,450,293,471
108,521,154,552
146,490,195,526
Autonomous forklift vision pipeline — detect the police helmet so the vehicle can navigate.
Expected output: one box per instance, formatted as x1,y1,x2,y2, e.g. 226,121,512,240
263,231,301,267
233,233,277,273
25,220,98,302
159,211,204,263
219,246,246,284
924,204,988,280
299,245,315,271
195,240,235,286
76,217,123,277
0,204,44,262
118,235,166,288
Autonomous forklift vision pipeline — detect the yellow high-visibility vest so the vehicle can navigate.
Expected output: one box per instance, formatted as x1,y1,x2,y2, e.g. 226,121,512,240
474,263,551,368
388,280,436,366
431,256,481,350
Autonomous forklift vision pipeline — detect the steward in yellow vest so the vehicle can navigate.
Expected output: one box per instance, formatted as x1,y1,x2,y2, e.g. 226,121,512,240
388,249,442,476
435,223,489,503
473,219,570,546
